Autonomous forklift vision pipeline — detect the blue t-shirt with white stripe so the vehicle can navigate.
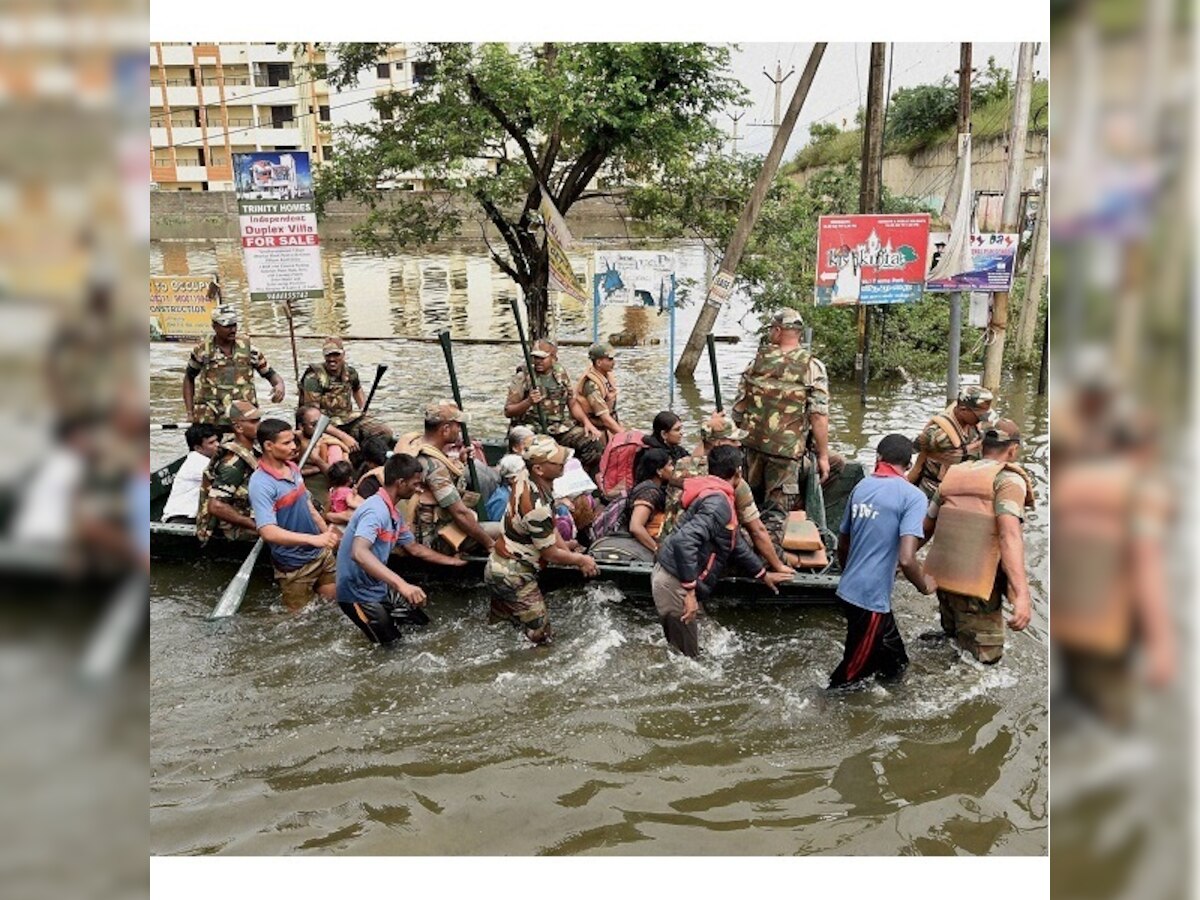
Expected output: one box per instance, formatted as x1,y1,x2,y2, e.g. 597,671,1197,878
836,474,928,613
336,491,414,603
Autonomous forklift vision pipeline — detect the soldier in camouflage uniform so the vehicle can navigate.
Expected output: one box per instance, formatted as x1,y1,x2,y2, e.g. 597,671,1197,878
910,385,995,498
571,342,623,441
659,413,794,575
484,435,599,644
504,339,605,473
195,401,263,544
922,419,1035,664
299,336,393,449
400,400,499,555
183,305,284,428
731,308,834,515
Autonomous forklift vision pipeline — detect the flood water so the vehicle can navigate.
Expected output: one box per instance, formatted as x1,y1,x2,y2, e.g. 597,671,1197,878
150,240,1047,856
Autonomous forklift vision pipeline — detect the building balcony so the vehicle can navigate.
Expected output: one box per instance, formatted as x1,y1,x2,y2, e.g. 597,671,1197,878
155,44,196,67
252,126,301,146
212,82,275,104
168,126,204,145
219,44,250,65
248,44,294,64
164,84,201,107
175,164,208,182
150,127,169,147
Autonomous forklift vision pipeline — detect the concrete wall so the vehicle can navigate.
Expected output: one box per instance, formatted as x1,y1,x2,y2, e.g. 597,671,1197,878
788,132,1048,212
150,191,644,242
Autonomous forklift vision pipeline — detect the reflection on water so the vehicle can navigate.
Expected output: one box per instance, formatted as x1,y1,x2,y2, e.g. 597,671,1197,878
150,239,1047,857
150,241,722,345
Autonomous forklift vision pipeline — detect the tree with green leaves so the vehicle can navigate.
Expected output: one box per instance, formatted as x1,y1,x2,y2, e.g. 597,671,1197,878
631,159,968,379
313,42,746,337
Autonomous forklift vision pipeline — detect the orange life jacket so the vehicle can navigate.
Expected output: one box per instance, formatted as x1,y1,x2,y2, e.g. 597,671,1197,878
924,459,1031,602
1050,459,1136,655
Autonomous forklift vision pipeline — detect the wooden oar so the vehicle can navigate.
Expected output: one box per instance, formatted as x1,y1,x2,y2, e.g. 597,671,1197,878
79,574,146,683
436,330,480,494
508,297,548,432
706,333,723,412
208,413,331,620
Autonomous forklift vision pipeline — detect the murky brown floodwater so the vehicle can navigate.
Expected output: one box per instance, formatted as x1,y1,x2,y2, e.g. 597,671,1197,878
151,240,1046,855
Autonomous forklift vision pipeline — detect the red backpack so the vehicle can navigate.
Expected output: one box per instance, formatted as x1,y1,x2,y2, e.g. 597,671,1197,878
597,430,645,499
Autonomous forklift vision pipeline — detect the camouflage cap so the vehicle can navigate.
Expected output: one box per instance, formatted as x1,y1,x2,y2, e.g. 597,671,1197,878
524,434,573,466
588,342,615,361
424,399,468,425
770,308,805,330
984,418,1022,444
530,340,555,359
957,384,995,410
700,412,749,443
211,305,238,326
227,400,261,422
322,336,345,355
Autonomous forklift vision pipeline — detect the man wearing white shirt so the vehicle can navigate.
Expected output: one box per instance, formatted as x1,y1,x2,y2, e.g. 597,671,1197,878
162,424,219,524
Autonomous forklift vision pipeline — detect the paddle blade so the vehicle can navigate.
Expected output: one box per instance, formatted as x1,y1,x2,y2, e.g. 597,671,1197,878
79,575,147,683
209,538,265,619
390,604,431,628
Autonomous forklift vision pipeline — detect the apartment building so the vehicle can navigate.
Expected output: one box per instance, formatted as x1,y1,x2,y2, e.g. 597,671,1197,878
150,42,422,191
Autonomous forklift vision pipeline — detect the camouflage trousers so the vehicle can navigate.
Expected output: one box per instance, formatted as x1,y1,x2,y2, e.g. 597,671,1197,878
1057,647,1135,730
551,425,605,474
744,448,805,513
744,448,845,514
484,554,550,642
338,414,394,447
937,589,1006,663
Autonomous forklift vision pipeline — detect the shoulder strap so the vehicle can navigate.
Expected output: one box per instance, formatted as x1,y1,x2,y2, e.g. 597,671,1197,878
221,440,259,470
1001,461,1037,508
930,413,965,449
418,441,465,479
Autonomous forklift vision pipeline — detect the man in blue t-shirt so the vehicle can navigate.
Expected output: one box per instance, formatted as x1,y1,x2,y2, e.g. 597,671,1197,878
248,418,341,611
829,434,937,688
336,452,462,644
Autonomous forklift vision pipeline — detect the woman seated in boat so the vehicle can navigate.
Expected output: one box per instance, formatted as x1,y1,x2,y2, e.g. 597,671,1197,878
623,448,674,555
640,411,689,465
588,448,673,563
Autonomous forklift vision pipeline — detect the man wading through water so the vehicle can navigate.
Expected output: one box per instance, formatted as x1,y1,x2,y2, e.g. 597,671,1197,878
829,434,937,688
653,444,790,657
248,418,340,611
335,453,436,645
485,435,599,645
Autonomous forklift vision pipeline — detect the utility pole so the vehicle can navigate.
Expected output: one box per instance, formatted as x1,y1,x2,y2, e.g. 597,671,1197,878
726,110,745,155
855,42,887,402
676,44,826,379
982,41,1035,392
764,61,795,141
1016,170,1048,360
946,42,972,404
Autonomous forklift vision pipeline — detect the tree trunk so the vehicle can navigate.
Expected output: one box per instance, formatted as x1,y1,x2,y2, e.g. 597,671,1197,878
517,242,551,340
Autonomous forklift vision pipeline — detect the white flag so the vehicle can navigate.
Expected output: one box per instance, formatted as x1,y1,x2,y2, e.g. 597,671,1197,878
539,186,575,249
927,133,974,283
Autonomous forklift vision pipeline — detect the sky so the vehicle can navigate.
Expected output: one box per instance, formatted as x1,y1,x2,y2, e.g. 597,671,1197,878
721,42,1048,161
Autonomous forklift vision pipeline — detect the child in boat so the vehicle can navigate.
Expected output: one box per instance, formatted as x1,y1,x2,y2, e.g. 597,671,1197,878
325,460,355,526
